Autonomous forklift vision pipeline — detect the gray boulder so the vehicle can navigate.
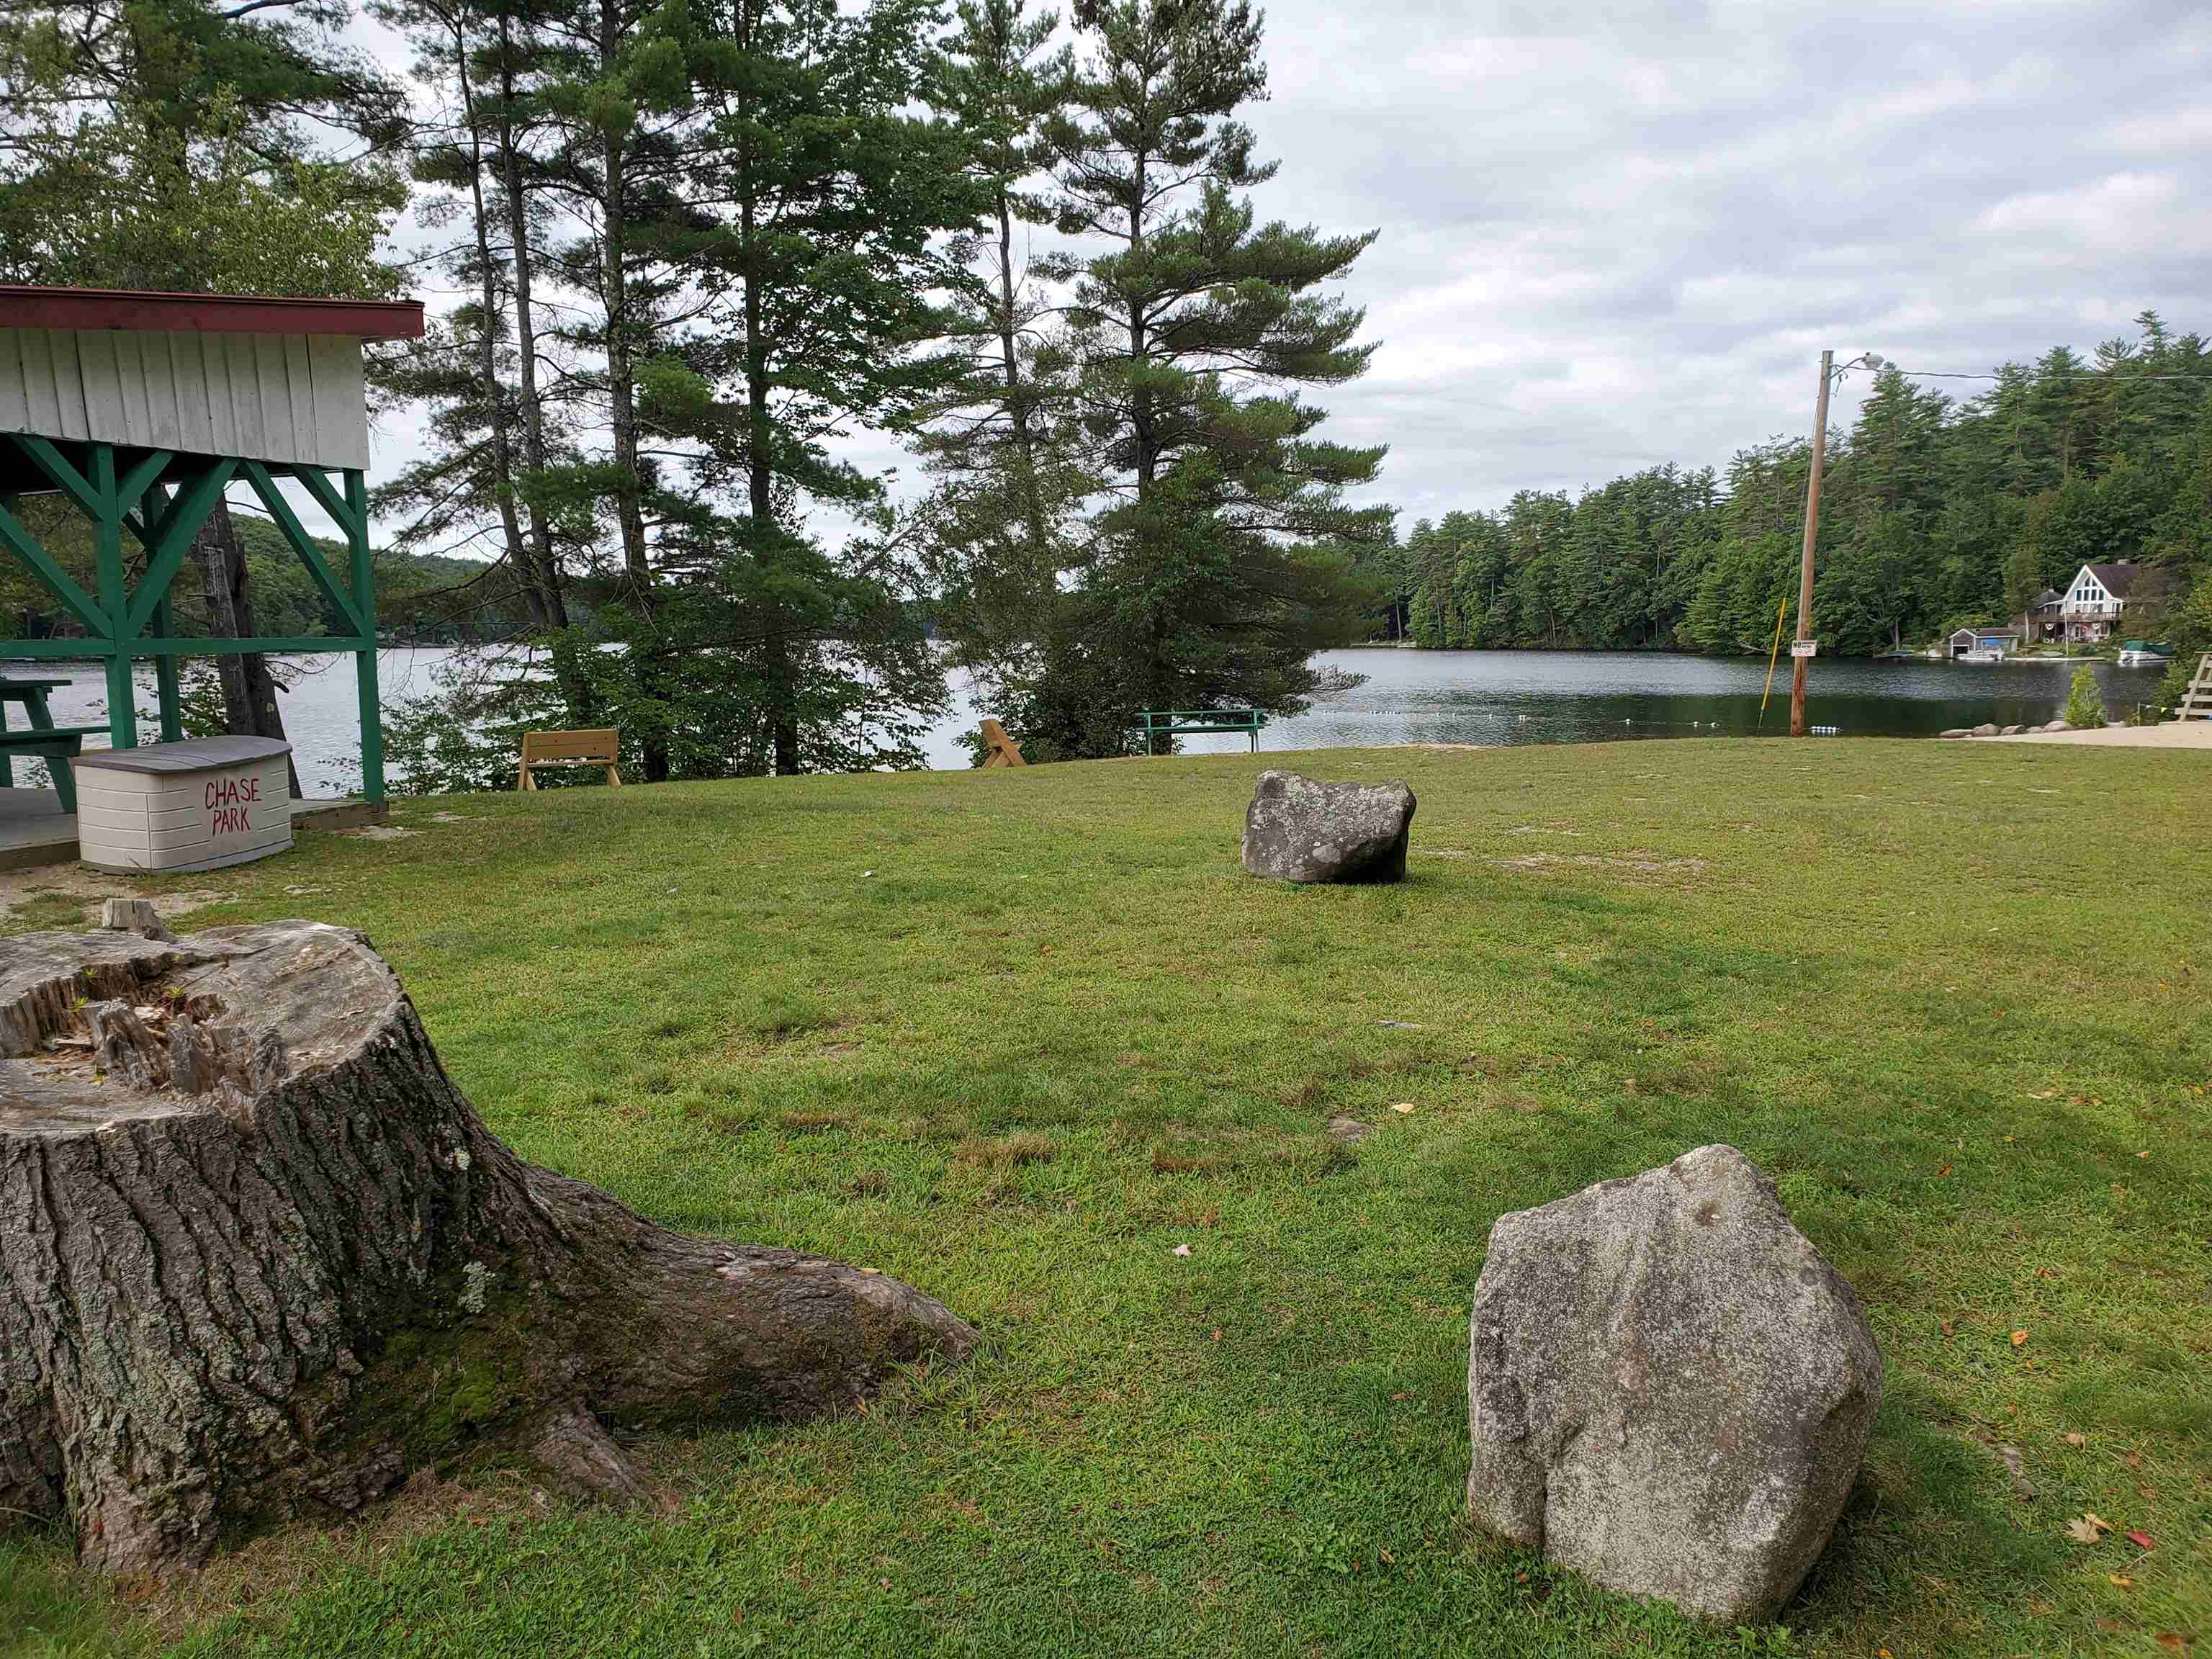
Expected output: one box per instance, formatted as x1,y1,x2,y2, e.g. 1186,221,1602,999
1466,1145,1882,1625
2000,724,2023,736
2044,719,2072,732
1970,722,2000,737
1938,727,1971,739
1241,770,1415,884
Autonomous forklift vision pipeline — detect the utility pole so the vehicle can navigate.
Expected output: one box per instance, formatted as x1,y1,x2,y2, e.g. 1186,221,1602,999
1789,349,1833,738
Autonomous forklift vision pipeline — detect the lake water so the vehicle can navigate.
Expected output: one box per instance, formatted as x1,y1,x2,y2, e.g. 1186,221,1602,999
4,645,2172,789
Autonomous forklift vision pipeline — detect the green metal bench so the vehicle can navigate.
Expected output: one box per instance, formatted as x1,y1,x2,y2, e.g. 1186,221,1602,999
1130,708,1267,753
0,727,94,812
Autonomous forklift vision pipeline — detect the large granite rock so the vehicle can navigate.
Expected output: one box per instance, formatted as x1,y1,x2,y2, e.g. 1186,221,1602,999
1240,770,1416,884
1466,1145,1883,1625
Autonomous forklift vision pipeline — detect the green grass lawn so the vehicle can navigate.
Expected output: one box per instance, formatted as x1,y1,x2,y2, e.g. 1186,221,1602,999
4,737,2208,1658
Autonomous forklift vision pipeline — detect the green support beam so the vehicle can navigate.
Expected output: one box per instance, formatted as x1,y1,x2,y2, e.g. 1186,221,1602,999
8,433,105,519
240,461,366,637
120,458,237,640
153,591,184,741
115,449,174,521
291,465,359,543
1,635,368,658
0,495,107,633
89,444,134,750
346,469,383,803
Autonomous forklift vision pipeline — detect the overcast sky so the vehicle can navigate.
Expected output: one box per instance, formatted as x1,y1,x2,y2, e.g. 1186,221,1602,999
357,0,2212,541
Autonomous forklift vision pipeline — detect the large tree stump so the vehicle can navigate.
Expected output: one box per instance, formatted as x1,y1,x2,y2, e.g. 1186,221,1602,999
0,922,976,1575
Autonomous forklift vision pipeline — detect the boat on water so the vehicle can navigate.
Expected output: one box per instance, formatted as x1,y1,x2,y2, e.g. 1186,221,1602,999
2118,639,2172,667
1959,648,2008,664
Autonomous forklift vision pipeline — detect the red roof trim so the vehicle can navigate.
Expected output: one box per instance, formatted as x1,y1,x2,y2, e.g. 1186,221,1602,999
0,286,424,341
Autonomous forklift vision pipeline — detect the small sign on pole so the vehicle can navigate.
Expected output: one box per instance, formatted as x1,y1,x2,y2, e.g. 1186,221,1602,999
1791,639,1818,658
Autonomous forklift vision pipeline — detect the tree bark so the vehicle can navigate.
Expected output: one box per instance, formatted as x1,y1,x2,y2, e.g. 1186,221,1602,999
734,56,800,781
451,12,547,635
994,189,1051,569
493,7,573,642
190,501,303,799
0,920,976,1577
596,0,670,783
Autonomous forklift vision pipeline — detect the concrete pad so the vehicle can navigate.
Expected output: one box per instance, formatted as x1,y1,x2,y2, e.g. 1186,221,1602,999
1987,720,2212,748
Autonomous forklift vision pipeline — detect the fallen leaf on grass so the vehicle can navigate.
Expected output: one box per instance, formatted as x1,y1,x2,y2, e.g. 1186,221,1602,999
2069,1513,2113,1542
1172,1244,1190,1257
1390,1102,1416,1115
2010,1329,2030,1347
2127,1529,2155,1550
2066,1431,2085,1447
2109,1575,2132,1588
2026,1089,2056,1100
1936,1163,1952,1178
2154,1635,2185,1653
1940,1319,1955,1337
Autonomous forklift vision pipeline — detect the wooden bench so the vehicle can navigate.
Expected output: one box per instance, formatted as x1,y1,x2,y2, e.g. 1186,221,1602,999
0,727,96,812
1130,708,1267,753
517,728,622,790
979,718,1026,767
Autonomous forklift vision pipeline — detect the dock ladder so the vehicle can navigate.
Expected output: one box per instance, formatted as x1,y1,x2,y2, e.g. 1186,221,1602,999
2180,655,2212,720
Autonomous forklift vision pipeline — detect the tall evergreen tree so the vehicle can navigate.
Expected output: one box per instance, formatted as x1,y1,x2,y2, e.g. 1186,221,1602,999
1005,0,1390,755
912,0,1082,707
674,0,988,774
372,0,551,628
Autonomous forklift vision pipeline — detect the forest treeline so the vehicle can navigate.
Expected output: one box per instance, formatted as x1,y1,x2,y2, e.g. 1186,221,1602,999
1372,316,2212,670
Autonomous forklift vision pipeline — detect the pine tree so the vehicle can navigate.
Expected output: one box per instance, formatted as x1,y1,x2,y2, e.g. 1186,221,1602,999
912,0,1082,705
371,0,573,650
1014,0,1391,754
675,0,989,774
2063,664,2105,728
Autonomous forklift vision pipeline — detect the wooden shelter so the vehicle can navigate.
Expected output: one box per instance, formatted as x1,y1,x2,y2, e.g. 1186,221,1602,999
0,286,423,801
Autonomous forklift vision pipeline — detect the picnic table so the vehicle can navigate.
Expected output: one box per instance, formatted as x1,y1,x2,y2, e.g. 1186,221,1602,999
1,675,102,813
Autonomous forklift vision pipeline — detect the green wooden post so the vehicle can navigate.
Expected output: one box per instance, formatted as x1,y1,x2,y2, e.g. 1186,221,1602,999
142,479,184,742
345,469,383,801
153,592,184,741
89,444,135,750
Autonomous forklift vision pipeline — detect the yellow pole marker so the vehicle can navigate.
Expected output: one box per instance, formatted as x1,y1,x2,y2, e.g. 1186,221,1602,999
1759,593,1789,723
